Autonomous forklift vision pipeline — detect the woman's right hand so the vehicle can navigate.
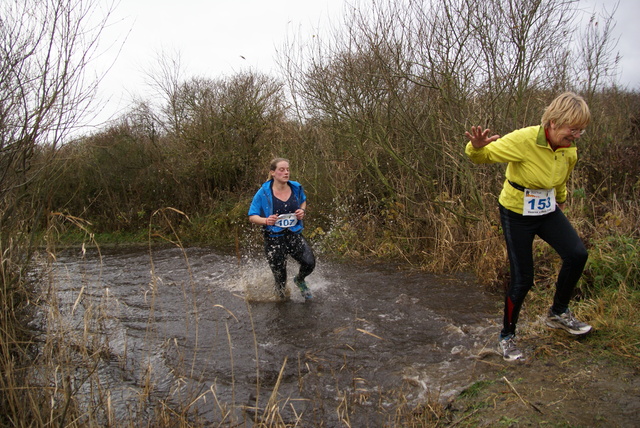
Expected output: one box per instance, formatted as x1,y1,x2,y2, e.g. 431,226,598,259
465,126,500,149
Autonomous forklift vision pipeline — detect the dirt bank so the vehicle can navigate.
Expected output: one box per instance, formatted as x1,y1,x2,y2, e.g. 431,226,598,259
448,330,639,427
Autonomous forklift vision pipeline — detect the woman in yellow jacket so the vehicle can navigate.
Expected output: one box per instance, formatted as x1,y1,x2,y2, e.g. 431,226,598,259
465,92,592,361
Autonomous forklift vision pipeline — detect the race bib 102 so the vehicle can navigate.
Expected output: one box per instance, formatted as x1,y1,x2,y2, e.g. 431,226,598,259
523,188,556,216
274,213,298,228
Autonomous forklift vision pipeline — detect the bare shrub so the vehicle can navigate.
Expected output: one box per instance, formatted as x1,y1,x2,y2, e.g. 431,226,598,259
0,0,116,423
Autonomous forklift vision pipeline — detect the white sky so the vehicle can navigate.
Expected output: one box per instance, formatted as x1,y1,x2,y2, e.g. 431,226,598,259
87,0,640,131
584,0,640,87
87,0,344,130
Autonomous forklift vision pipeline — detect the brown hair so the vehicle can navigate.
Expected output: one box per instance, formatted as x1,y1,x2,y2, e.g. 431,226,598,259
267,157,289,180
269,157,289,171
541,92,591,129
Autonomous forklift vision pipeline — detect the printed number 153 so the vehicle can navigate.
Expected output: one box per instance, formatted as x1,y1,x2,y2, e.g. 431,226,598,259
528,197,551,210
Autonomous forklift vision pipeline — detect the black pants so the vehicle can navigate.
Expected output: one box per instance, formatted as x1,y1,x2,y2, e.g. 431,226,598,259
499,204,588,338
264,231,315,292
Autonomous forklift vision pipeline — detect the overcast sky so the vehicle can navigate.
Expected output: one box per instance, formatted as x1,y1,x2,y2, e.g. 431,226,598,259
88,0,639,131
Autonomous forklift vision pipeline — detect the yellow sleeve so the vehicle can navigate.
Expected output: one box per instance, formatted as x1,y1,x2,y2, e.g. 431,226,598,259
464,128,534,164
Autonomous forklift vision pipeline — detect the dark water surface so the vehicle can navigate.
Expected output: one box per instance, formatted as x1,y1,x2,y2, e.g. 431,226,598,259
45,245,499,426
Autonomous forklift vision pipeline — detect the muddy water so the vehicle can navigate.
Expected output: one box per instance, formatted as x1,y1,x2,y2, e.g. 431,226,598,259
46,245,499,426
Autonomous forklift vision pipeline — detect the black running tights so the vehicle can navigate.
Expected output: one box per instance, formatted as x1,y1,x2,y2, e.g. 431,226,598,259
499,205,588,338
264,231,315,291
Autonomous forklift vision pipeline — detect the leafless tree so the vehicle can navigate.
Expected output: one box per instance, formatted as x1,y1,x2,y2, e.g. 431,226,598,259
276,0,623,263
1,0,117,423
1,0,114,237
144,51,289,198
576,3,620,99
1,0,114,218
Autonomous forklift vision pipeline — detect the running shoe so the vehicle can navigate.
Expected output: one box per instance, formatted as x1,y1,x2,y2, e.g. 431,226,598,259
275,285,290,302
545,309,592,335
499,335,523,361
293,276,313,300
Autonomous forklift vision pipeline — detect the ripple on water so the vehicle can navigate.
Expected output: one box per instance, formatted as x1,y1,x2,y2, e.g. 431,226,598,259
39,246,498,425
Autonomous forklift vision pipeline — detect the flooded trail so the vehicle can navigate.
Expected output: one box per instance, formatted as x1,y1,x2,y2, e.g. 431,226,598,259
45,245,499,426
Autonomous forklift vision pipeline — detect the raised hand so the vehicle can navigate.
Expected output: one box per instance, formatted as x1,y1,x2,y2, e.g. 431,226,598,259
465,126,500,149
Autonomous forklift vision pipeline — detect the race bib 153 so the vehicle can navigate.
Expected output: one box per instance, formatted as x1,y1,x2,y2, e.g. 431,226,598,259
523,188,556,216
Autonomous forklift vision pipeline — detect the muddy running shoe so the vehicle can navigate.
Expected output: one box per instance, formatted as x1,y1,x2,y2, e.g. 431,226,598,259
293,276,313,300
498,335,523,361
546,309,592,335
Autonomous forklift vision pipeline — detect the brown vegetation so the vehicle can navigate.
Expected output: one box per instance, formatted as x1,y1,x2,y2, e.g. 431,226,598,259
1,0,638,426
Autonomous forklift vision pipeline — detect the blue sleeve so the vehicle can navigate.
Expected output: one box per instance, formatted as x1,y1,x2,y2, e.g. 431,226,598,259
291,182,306,205
299,187,307,205
248,191,264,216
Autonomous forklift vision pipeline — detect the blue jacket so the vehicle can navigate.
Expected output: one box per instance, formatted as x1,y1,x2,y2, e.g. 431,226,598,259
248,180,307,234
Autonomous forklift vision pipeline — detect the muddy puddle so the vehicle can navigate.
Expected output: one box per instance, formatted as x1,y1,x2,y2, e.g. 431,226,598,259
40,245,500,425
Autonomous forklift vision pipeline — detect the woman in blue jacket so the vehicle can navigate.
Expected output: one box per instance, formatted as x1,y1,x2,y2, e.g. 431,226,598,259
248,158,315,301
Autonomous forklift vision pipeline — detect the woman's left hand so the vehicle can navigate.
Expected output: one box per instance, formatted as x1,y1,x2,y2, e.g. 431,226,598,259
296,209,306,220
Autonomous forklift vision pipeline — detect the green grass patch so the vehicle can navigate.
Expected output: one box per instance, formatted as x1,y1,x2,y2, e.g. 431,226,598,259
583,234,640,292
459,380,495,398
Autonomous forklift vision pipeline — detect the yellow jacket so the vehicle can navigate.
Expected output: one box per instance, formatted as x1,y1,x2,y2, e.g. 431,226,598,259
465,125,577,214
